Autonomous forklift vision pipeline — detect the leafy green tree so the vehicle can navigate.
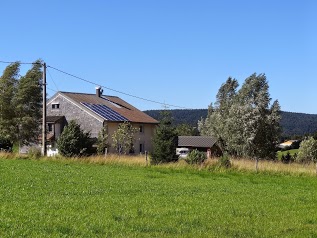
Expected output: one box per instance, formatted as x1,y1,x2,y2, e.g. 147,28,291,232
199,73,281,171
198,77,239,153
97,124,109,155
235,74,281,171
112,121,138,154
0,62,20,142
14,60,43,145
150,110,178,164
57,120,93,157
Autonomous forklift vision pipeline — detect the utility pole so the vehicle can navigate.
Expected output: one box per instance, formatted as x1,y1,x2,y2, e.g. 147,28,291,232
42,62,47,156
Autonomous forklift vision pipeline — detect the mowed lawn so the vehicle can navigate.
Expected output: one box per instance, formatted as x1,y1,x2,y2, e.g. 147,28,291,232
1,158,317,237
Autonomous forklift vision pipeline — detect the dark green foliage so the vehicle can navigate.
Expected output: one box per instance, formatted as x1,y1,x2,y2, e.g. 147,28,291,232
97,125,109,155
175,123,199,136
0,137,13,152
150,111,178,164
185,149,207,164
0,62,20,142
145,109,208,127
14,60,43,145
57,120,93,157
281,151,294,164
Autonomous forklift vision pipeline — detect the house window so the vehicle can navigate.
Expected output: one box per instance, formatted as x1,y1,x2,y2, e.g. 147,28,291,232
48,123,53,132
139,143,144,153
52,103,60,109
139,125,144,133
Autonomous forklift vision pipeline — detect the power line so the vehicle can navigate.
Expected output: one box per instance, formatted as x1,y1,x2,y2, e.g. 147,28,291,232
47,67,59,91
0,60,40,65
1,60,191,109
47,65,190,109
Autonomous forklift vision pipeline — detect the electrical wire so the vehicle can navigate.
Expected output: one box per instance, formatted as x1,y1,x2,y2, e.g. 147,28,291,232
47,65,190,109
1,60,191,109
0,60,40,65
47,67,59,91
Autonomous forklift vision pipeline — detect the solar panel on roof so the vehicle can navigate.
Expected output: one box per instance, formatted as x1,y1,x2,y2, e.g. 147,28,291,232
81,102,128,122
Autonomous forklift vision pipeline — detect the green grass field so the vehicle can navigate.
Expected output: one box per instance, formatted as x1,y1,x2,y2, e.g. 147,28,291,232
1,158,317,237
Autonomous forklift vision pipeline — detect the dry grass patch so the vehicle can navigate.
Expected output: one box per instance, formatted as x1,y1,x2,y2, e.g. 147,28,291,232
231,158,316,175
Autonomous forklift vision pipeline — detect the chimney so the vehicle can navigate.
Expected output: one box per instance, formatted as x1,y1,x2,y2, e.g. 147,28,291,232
95,86,101,97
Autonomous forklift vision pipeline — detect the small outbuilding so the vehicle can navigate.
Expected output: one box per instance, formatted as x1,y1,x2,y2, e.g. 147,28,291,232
178,136,221,158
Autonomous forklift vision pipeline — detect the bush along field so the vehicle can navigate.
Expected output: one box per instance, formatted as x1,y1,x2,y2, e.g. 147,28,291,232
1,156,317,237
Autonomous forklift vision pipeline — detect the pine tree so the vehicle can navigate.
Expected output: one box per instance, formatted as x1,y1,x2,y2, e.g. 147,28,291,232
14,60,43,145
0,62,20,142
150,110,178,164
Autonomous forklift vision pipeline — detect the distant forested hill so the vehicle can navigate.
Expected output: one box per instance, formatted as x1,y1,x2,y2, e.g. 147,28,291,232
144,109,317,137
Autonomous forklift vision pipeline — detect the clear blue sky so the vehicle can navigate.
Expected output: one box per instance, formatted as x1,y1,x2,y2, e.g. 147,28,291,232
1,0,316,113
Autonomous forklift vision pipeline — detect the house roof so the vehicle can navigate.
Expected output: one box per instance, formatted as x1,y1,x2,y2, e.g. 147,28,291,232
178,136,217,148
49,91,159,124
279,140,299,148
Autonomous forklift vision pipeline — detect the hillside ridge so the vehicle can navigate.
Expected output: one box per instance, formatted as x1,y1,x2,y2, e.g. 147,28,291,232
144,109,317,137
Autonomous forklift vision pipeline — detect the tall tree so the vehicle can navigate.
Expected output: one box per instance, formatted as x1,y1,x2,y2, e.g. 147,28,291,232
199,73,281,168
14,60,43,145
150,110,178,164
198,77,239,153
236,74,281,166
0,62,20,142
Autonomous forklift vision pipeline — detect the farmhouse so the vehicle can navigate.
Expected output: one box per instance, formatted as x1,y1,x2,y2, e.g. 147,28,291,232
46,87,158,154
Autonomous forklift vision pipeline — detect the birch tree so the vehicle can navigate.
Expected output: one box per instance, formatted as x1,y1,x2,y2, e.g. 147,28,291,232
112,122,138,154
198,77,239,153
199,73,281,170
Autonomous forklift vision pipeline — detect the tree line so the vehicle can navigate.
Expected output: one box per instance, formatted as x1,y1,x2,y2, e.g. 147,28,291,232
0,61,43,150
145,110,317,138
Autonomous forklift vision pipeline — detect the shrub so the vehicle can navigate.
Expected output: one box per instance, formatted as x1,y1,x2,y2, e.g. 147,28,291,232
57,120,93,157
296,137,317,164
185,149,207,165
281,151,294,164
217,155,231,168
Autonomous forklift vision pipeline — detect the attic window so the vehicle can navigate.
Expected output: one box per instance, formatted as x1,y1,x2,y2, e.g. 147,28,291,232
52,103,60,109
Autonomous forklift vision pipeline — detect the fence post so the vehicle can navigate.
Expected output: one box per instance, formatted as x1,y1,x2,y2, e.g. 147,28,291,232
145,151,148,166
